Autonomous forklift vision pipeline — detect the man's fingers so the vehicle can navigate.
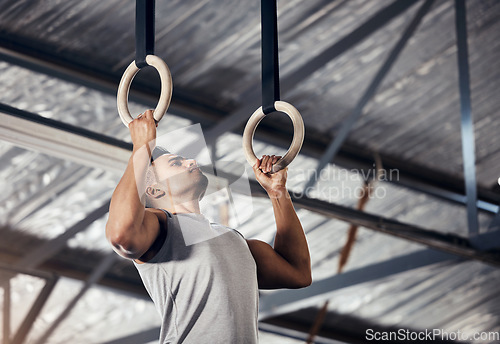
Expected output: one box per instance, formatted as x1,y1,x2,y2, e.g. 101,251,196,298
134,110,154,122
268,155,276,171
253,159,268,179
253,158,262,170
265,155,274,172
259,154,284,173
261,155,270,173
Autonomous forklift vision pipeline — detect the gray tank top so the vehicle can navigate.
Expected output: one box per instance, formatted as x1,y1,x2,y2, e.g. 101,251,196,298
134,210,259,344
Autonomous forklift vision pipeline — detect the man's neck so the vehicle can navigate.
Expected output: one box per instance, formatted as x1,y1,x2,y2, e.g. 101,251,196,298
155,199,201,215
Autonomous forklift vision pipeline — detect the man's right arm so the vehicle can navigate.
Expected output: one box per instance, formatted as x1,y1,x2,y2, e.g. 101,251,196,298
105,110,160,259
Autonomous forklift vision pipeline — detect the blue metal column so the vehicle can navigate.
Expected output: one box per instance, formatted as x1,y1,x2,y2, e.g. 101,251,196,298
303,0,435,192
455,0,479,236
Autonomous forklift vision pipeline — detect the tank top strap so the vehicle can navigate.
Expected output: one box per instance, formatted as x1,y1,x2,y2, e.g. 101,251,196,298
159,208,172,218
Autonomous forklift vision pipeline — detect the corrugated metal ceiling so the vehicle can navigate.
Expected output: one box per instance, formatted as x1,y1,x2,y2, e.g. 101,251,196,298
0,0,499,343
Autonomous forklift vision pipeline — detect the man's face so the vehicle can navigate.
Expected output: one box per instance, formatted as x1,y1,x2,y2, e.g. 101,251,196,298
151,153,208,199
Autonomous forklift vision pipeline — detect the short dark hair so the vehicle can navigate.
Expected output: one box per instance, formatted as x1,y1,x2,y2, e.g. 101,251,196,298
145,146,170,208
151,146,171,163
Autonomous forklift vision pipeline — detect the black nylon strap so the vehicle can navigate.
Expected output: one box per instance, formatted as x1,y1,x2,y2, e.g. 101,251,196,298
135,0,155,68
261,0,280,115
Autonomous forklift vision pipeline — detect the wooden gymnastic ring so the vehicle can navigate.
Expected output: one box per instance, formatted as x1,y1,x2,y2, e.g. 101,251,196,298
117,55,173,126
243,101,304,173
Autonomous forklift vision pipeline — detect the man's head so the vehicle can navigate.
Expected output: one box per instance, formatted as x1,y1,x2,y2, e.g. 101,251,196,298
144,146,209,209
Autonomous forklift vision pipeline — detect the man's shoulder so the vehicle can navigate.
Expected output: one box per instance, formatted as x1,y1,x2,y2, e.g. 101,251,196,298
146,207,170,220
210,222,248,242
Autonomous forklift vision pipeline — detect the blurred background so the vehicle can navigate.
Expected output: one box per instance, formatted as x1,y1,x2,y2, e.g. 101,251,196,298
0,0,499,343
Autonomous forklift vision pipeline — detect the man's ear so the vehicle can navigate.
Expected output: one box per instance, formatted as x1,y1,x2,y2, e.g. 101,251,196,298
145,185,166,199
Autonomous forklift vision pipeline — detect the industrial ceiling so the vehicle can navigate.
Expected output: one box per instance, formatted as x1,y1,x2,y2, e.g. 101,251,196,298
0,0,499,343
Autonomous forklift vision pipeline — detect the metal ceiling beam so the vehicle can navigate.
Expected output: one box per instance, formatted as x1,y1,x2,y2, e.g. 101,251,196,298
488,210,500,231
1,104,499,266
321,140,499,214
0,247,147,298
98,319,343,344
258,323,342,344
287,189,500,266
252,123,499,214
303,0,435,191
260,228,500,322
14,200,111,270
100,323,343,344
259,249,457,320
0,194,113,344
2,280,10,344
1,99,498,217
0,103,130,175
10,277,58,344
473,211,500,252
0,105,120,277
1,1,422,142
0,262,57,282
34,254,117,344
0,101,496,344
204,0,421,141
99,328,161,344
262,314,458,344
5,201,114,342
8,166,92,226
0,34,498,214
433,289,496,331
0,228,493,344
2,252,116,344
454,0,479,236
0,2,492,338
0,38,219,126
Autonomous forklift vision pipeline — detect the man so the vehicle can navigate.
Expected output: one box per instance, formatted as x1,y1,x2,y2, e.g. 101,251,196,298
106,110,311,343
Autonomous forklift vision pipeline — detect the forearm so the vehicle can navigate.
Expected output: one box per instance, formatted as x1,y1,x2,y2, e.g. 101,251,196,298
270,188,311,277
107,145,151,235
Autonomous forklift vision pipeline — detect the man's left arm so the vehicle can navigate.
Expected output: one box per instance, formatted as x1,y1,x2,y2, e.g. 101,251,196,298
246,155,312,289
